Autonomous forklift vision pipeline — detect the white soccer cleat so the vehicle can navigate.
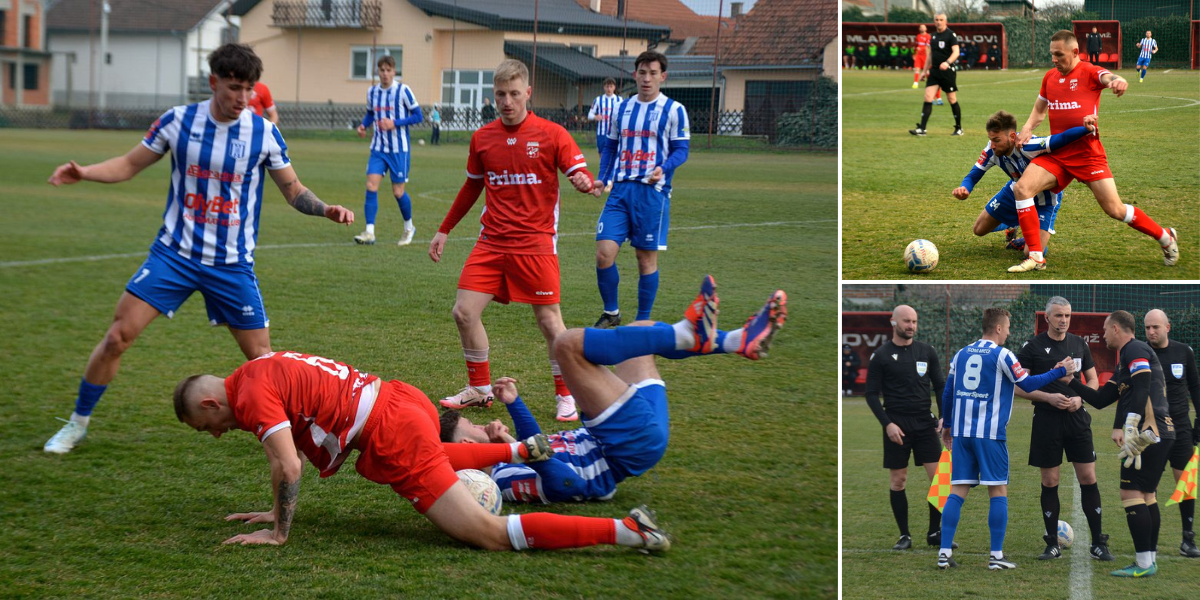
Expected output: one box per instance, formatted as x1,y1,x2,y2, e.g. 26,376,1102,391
627,505,671,551
1007,257,1046,273
44,419,87,454
398,224,416,246
1162,227,1178,266
439,385,494,409
555,394,579,422
353,231,376,245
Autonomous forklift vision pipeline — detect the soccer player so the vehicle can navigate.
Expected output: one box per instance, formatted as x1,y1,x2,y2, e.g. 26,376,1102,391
1066,310,1177,577
247,81,278,124
173,350,670,552
1008,30,1177,273
1136,31,1158,82
1016,297,1114,561
428,59,598,422
1143,309,1200,558
952,111,1096,255
937,308,1073,570
41,43,354,455
593,50,690,328
909,14,962,136
1086,27,1103,65
587,77,620,150
440,278,786,503
864,305,948,550
353,55,422,247
912,25,929,89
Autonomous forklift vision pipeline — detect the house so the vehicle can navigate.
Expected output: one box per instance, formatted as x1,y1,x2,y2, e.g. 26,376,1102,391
574,0,732,55
1,0,52,107
841,0,934,18
46,0,240,108
984,0,1035,18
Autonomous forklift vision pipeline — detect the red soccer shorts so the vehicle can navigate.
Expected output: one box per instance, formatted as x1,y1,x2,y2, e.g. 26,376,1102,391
914,53,927,68
354,380,459,514
458,248,561,305
1031,150,1113,193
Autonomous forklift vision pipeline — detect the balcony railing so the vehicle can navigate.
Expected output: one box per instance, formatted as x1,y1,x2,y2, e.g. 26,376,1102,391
271,0,382,29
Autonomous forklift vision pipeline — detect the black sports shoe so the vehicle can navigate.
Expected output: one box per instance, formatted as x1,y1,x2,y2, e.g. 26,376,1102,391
894,534,912,550
593,312,622,329
909,127,927,136
1038,534,1062,560
927,531,958,549
937,554,958,569
988,556,1018,570
1091,533,1115,561
952,128,964,136
1181,530,1200,558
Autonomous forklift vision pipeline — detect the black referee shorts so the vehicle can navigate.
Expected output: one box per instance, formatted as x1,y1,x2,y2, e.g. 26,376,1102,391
1028,409,1097,468
1168,422,1195,471
1119,439,1171,493
882,413,942,469
926,67,957,93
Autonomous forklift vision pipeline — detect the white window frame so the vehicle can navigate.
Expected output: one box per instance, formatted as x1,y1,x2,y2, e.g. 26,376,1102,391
569,44,596,57
350,46,403,81
440,69,494,109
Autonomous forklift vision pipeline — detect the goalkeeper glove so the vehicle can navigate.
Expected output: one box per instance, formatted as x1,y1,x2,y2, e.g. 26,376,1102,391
1117,413,1160,470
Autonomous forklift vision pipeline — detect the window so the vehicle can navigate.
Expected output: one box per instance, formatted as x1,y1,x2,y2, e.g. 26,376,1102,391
569,44,596,57
350,46,402,80
221,26,239,44
440,69,494,109
0,11,7,47
23,14,33,47
7,63,38,90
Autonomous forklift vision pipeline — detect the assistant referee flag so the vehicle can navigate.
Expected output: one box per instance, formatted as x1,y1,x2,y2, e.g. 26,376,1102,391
927,448,952,511
1166,446,1198,506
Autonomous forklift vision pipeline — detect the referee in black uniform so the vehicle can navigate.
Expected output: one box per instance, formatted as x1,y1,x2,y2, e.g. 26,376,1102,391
1016,296,1114,561
1144,308,1200,558
910,13,963,136
864,304,947,550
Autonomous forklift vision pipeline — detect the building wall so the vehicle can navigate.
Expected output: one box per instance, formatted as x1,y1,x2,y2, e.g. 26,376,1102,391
721,68,819,111
822,39,838,82
0,0,51,106
48,32,188,107
186,6,239,80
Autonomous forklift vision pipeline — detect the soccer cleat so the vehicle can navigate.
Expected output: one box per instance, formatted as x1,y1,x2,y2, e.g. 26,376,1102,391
1038,535,1063,560
353,230,376,245
683,275,719,353
737,290,787,360
555,394,579,422
1004,228,1026,251
912,82,919,89
626,505,671,551
894,534,912,550
952,128,963,136
1139,77,1144,82
44,418,87,454
1007,257,1046,273
909,127,927,136
988,556,1018,570
1091,534,1115,561
934,98,944,105
1181,531,1200,557
926,531,958,549
398,224,416,246
593,312,622,329
937,554,957,569
439,385,495,409
520,433,553,462
1111,562,1156,577
1162,227,1179,266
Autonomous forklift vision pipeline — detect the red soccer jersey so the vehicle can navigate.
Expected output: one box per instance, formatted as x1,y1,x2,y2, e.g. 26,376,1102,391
226,352,379,477
915,32,931,53
464,112,588,254
247,82,275,118
1038,61,1109,158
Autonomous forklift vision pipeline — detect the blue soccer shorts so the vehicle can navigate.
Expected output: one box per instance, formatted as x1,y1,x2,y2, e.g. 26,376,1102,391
950,436,1010,486
367,150,410,183
581,379,669,482
1136,57,1151,68
596,181,670,250
125,242,269,329
985,180,1061,234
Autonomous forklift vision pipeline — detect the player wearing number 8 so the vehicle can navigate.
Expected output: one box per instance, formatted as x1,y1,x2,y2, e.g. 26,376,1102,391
937,308,1073,570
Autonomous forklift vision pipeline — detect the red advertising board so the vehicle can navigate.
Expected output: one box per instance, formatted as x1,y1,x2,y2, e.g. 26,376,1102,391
841,312,894,396
1033,311,1116,385
1072,20,1123,71
843,22,1008,70
1192,21,1199,70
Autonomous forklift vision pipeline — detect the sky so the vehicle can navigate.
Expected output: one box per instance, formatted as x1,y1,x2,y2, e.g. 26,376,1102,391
680,0,758,17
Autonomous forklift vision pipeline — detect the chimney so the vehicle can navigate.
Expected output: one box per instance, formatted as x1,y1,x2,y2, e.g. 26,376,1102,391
589,0,601,12
731,2,743,18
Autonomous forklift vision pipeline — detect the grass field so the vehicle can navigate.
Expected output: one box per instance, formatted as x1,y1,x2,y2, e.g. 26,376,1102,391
843,397,1200,600
0,129,834,597
842,68,1200,280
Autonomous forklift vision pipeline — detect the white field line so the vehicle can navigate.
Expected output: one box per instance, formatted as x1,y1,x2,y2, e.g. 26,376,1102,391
1106,95,1200,114
844,76,1043,97
1163,70,1173,74
1070,478,1093,600
0,219,835,269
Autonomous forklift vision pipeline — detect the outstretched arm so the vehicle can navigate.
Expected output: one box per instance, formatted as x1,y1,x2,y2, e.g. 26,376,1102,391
1042,121,1096,153
1069,378,1120,410
224,432,303,545
1098,72,1128,97
48,143,163,186
269,166,355,224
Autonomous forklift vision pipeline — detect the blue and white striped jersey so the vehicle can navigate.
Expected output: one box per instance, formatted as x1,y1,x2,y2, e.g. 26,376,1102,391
588,93,621,138
491,427,618,503
1138,38,1157,60
141,100,290,266
606,93,690,191
366,82,420,154
968,136,1059,206
945,340,1028,440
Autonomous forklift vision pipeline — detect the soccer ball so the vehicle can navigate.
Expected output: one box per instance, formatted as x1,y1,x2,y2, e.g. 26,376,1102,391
418,139,426,146
904,239,939,273
1057,520,1073,548
457,469,502,515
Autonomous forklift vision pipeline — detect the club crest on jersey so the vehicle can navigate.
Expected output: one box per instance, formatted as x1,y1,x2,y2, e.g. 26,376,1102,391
916,361,928,376
1069,79,1078,91
1172,364,1184,379
526,141,540,158
229,139,248,159
648,110,661,122
938,41,945,48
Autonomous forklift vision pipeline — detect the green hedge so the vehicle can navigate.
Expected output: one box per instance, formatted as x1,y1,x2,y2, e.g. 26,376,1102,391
775,77,837,149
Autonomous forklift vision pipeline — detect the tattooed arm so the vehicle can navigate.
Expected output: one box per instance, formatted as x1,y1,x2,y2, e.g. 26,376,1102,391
223,430,303,545
268,165,355,224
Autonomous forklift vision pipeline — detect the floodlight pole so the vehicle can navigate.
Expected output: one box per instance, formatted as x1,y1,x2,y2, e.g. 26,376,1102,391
707,0,724,149
99,0,110,109
531,0,539,94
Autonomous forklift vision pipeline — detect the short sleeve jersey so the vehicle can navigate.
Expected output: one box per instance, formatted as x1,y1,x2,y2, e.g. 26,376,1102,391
226,352,380,476
142,100,290,266
1038,61,1110,159
606,93,690,192
929,28,957,64
465,112,588,255
588,94,621,138
946,340,1028,440
915,32,931,57
1016,332,1095,411
1113,339,1174,440
1137,38,1157,60
1151,340,1200,420
247,83,275,118
367,82,420,154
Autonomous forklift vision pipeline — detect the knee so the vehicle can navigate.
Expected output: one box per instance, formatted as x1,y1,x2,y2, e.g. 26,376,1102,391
890,473,908,490
595,247,616,266
99,324,137,357
972,222,991,237
1102,202,1127,220
553,329,585,362
1041,471,1060,487
394,184,406,196
451,304,478,328
365,180,380,192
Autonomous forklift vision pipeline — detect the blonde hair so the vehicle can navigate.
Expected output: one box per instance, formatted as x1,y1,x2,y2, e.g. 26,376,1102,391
494,59,530,86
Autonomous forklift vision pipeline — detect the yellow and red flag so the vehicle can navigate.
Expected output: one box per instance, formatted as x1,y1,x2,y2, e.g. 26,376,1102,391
1166,446,1198,507
927,448,952,512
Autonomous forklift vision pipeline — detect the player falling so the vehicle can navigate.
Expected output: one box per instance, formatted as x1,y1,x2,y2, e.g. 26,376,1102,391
1006,30,1177,273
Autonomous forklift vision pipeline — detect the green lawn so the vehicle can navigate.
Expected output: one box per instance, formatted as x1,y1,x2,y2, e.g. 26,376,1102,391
0,129,833,598
842,68,1200,280
843,397,1200,600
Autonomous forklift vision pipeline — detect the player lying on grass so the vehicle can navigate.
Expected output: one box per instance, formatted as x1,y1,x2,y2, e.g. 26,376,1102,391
952,111,1096,257
173,350,671,552
439,280,787,503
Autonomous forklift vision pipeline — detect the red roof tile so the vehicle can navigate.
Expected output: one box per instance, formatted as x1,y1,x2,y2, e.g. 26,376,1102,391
574,0,731,41
716,0,836,67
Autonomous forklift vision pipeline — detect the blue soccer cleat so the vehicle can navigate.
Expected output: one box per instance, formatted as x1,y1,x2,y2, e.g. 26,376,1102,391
1111,562,1156,577
737,290,787,360
683,275,719,353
